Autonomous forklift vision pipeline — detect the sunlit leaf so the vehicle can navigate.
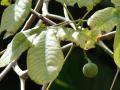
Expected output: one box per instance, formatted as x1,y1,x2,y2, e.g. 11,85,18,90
88,7,120,34
27,29,65,84
56,27,95,50
0,26,42,67
56,0,101,10
0,0,32,38
114,26,120,69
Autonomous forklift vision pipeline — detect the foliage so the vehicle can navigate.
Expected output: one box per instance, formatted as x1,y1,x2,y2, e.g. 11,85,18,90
0,0,120,90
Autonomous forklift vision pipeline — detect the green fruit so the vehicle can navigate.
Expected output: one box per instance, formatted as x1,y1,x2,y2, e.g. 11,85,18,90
82,63,98,78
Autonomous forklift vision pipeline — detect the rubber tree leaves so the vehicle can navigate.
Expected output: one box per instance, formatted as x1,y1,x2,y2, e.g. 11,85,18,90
88,7,120,35
27,29,65,84
114,26,120,69
55,27,95,50
56,0,101,10
0,0,32,38
111,0,120,7
0,26,42,67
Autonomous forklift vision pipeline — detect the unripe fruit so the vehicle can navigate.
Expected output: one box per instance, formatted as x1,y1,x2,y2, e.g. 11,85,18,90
82,63,98,78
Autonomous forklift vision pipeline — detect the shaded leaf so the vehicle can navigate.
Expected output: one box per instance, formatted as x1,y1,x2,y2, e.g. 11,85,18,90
114,26,120,68
0,0,32,38
27,29,64,84
111,0,120,7
0,26,42,67
0,0,11,6
88,7,120,34
56,0,101,10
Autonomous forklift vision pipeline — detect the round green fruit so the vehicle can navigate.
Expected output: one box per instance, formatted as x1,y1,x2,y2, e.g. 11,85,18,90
82,63,98,78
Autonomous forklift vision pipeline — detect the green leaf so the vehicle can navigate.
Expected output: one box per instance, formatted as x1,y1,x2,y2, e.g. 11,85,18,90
0,0,32,38
114,26,120,69
27,29,65,84
88,7,120,34
0,26,42,67
56,27,95,50
111,0,120,7
0,0,11,6
56,0,101,10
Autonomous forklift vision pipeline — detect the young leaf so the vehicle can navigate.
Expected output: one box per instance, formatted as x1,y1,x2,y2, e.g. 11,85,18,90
0,26,41,67
27,29,65,84
114,26,120,69
0,0,32,38
56,27,96,50
56,0,101,10
88,7,119,34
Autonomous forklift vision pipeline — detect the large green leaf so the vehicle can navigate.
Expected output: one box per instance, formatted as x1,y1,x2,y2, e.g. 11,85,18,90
56,27,95,50
56,0,101,10
0,0,32,38
0,26,42,67
114,26,120,69
27,29,65,84
88,7,120,34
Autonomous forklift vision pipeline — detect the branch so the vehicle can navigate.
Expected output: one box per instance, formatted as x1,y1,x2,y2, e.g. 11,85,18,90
31,9,56,25
0,61,16,81
20,77,26,90
13,63,28,90
22,0,44,31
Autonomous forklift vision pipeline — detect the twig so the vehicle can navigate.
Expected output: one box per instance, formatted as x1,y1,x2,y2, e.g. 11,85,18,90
110,69,119,90
31,9,56,25
63,3,77,30
98,31,116,40
41,84,49,90
62,43,73,51
0,60,16,81
46,13,66,21
22,0,44,31
64,43,74,60
20,77,26,90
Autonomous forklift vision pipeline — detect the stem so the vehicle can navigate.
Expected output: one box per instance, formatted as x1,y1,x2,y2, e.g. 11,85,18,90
83,50,92,63
63,3,77,30
77,10,91,28
110,69,119,90
46,82,53,90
